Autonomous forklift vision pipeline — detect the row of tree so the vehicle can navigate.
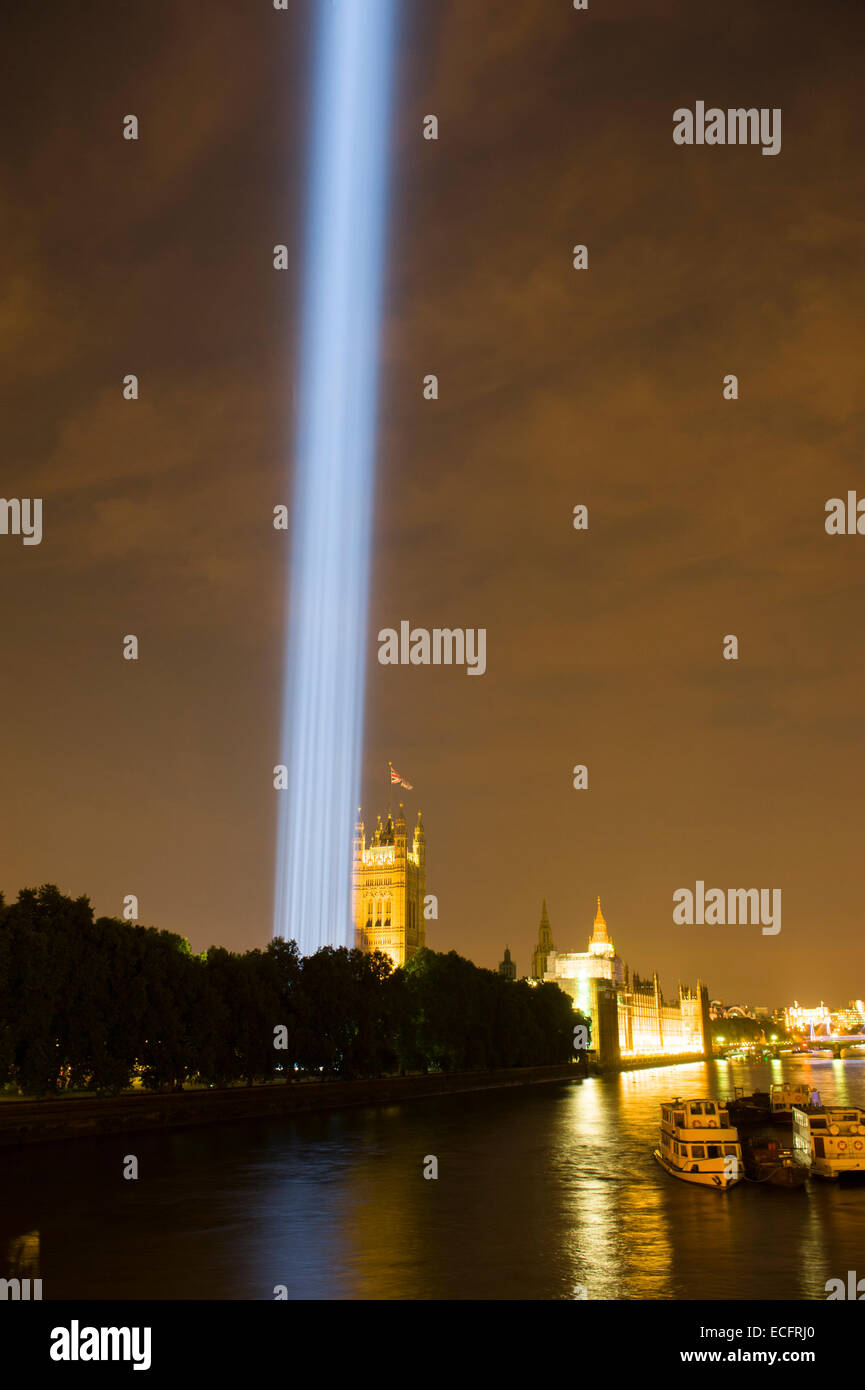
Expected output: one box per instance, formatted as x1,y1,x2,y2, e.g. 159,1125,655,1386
0,886,586,1094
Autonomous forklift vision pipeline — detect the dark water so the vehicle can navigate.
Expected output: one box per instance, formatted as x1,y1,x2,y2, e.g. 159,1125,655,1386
2,1057,864,1300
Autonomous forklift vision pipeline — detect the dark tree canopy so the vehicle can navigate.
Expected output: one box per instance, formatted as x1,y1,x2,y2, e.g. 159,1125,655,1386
0,886,587,1095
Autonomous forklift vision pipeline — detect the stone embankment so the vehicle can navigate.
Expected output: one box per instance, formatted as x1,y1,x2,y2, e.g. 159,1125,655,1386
0,1061,586,1147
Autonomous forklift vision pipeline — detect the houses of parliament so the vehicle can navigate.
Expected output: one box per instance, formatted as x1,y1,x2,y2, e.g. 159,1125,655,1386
524,896,711,1066
351,809,710,1068
353,806,426,965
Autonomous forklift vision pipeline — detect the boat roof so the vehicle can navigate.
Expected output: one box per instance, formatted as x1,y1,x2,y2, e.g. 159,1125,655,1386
796,1104,864,1116
663,1097,724,1105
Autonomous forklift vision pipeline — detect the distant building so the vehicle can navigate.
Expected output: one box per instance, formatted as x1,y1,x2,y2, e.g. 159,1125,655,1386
498,947,516,981
535,897,711,1067
353,806,426,967
832,1006,863,1033
711,1000,768,1022
530,899,555,980
784,1000,830,1033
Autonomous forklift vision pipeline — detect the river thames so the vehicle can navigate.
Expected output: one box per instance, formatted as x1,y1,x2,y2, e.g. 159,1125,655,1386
3,1057,864,1300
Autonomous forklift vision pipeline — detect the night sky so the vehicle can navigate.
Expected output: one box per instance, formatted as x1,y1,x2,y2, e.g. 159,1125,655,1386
2,0,863,1006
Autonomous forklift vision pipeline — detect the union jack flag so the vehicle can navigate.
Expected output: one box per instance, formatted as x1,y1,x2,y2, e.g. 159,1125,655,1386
390,766,412,789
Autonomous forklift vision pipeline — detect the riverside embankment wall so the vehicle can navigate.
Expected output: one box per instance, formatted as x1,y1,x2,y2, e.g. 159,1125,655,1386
594,1051,712,1074
0,1062,586,1148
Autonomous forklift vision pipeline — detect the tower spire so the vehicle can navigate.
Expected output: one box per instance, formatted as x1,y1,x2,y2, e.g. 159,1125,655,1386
532,898,555,980
589,895,614,957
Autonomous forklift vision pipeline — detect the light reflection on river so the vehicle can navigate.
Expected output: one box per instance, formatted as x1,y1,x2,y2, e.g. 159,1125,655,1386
2,1057,864,1299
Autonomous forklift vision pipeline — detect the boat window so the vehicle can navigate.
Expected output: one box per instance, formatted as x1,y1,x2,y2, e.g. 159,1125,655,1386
674,1113,684,1127
690,1103,703,1115
690,1145,706,1159
810,1120,826,1129
704,1103,716,1114
707,1145,721,1159
724,1144,737,1156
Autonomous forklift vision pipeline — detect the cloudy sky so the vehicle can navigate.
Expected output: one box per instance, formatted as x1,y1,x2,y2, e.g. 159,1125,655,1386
2,0,863,1006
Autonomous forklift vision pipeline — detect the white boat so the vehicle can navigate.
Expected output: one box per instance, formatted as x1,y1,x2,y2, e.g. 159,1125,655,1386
792,1104,865,1179
654,1098,743,1189
769,1081,817,1120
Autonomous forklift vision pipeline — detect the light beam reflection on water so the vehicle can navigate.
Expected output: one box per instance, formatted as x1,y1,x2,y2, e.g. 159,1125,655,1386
1,1059,863,1299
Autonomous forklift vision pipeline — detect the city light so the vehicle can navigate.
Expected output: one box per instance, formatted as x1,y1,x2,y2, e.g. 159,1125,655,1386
274,0,397,952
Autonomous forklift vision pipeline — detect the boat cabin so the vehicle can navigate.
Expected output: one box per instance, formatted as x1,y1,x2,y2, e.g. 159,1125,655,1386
769,1082,817,1115
792,1105,865,1179
661,1098,733,1132
656,1098,742,1188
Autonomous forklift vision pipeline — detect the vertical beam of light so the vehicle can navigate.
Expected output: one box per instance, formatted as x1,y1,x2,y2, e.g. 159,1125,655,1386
275,0,397,952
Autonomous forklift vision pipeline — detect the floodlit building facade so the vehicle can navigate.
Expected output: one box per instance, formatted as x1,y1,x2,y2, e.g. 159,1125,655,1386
353,806,426,967
784,1001,830,1033
535,897,711,1067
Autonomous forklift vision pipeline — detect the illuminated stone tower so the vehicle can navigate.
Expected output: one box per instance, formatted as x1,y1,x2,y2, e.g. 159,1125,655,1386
589,896,614,960
353,805,426,966
531,899,555,979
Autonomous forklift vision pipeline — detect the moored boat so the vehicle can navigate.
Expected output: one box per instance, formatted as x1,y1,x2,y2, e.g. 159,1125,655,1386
742,1134,808,1187
653,1098,743,1189
792,1104,865,1180
728,1082,819,1127
727,1087,770,1125
768,1082,819,1121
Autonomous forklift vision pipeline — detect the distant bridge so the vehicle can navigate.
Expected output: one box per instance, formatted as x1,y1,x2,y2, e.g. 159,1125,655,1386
805,1019,865,1056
